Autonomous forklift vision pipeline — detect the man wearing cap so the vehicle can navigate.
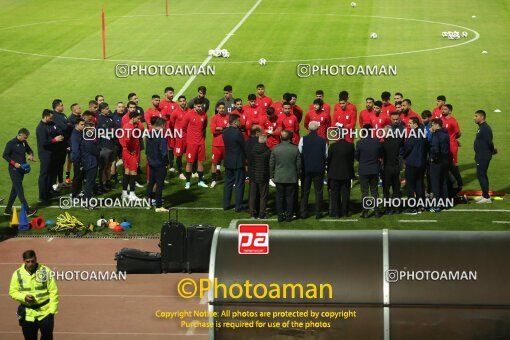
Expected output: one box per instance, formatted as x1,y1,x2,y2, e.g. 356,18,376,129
9,250,59,340
3,128,37,217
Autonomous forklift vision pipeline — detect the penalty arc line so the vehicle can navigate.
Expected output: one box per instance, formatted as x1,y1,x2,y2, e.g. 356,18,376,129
174,0,263,98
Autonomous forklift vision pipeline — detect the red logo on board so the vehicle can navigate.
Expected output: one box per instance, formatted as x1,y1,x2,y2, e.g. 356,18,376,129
238,224,269,254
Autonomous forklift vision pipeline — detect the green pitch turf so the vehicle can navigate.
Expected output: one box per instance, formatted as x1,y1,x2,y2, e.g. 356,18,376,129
0,0,509,234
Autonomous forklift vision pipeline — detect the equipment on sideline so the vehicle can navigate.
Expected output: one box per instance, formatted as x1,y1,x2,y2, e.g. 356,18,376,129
20,163,31,174
18,205,30,231
161,209,186,273
120,219,132,230
31,217,46,229
186,224,215,273
115,248,162,274
10,207,19,227
50,212,86,233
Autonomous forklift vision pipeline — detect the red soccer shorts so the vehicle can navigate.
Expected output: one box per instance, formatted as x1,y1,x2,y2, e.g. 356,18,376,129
122,151,139,171
173,138,187,157
211,146,225,164
186,143,206,163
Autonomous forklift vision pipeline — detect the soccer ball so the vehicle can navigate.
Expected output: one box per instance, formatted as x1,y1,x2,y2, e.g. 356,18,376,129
208,49,214,56
462,31,468,38
213,49,222,57
222,50,230,58
370,32,378,39
441,32,448,38
351,2,357,7
448,34,454,40
258,58,267,66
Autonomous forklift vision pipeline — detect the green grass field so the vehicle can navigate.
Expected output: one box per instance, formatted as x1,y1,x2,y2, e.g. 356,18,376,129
0,0,509,234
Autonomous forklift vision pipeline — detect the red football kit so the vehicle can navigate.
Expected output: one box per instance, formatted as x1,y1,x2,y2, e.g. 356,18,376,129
441,115,461,165
381,103,396,117
256,95,273,109
183,109,207,163
308,102,331,116
232,109,249,140
170,106,188,156
243,104,263,131
331,105,357,143
277,113,300,144
259,115,280,149
304,109,331,139
119,122,140,171
210,113,230,163
359,108,374,128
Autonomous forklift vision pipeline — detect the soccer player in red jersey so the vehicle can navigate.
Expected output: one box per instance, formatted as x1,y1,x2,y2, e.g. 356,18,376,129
144,95,163,129
400,99,422,128
381,91,396,117
232,98,249,140
277,102,300,144
87,100,99,125
308,90,331,116
119,110,142,201
170,95,189,179
210,102,230,188
272,93,292,116
182,99,208,189
394,92,404,105
332,97,357,143
304,98,330,139
255,83,273,109
159,87,177,115
359,97,375,128
259,107,280,149
432,95,446,119
289,93,303,123
440,103,463,194
244,94,263,131
370,101,391,139
338,90,357,117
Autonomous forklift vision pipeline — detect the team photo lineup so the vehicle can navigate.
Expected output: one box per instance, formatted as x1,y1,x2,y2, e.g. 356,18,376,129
1,0,509,339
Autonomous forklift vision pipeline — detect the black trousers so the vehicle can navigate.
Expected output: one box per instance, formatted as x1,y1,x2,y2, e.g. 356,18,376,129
383,166,400,199
249,181,269,217
83,167,97,200
359,174,379,211
21,313,54,340
38,155,52,201
405,165,425,200
329,179,351,217
71,162,83,197
7,166,29,212
300,172,324,217
275,183,296,218
54,148,67,184
476,157,491,199
223,167,245,210
430,160,449,204
147,166,167,207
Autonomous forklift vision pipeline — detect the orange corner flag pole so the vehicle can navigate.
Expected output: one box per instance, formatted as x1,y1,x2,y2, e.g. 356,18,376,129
101,7,106,59
165,0,169,16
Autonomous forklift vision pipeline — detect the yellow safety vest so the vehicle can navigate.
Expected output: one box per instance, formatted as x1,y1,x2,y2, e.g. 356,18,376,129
9,264,59,322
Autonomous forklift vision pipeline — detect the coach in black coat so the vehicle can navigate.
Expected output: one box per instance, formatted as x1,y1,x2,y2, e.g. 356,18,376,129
327,138,355,218
248,135,271,218
222,114,246,211
299,122,327,219
355,125,383,218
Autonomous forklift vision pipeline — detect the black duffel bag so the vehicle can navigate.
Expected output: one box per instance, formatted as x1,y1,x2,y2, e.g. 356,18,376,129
115,248,162,274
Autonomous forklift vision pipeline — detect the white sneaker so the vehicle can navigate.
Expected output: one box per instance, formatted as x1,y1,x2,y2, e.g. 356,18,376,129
476,197,492,204
169,168,177,173
210,180,217,188
135,181,143,188
52,183,61,191
185,182,191,190
198,181,208,188
155,207,169,213
269,179,276,187
192,173,199,178
116,159,123,167
179,173,186,180
164,179,169,184
298,179,301,187
474,196,483,202
121,192,130,200
129,192,141,201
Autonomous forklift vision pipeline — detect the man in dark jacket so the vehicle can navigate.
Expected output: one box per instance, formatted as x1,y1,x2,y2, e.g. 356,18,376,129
222,114,246,212
403,117,427,214
429,119,450,212
245,125,261,180
70,119,86,198
382,116,405,214
473,110,497,203
248,134,271,218
355,124,383,218
299,121,327,219
97,102,116,193
80,123,99,208
36,110,64,203
146,118,168,212
3,128,36,217
270,130,301,222
327,137,354,218
51,99,71,190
